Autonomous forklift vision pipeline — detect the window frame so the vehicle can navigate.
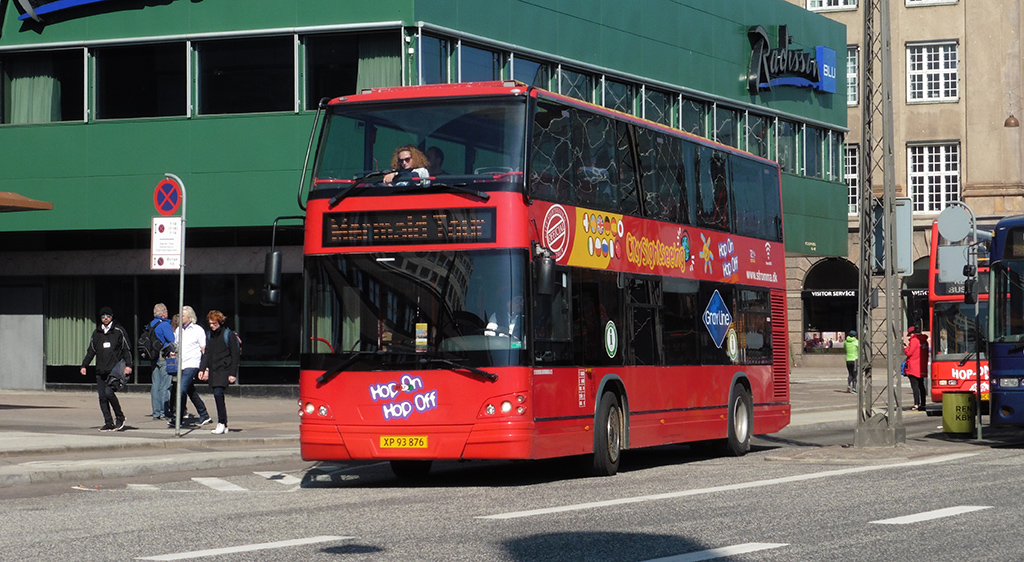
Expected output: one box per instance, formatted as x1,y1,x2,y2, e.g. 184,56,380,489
807,0,858,12
845,144,859,216
847,46,859,106
907,142,961,213
906,40,959,103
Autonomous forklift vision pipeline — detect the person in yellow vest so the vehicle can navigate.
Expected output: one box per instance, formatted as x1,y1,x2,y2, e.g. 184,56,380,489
844,330,859,393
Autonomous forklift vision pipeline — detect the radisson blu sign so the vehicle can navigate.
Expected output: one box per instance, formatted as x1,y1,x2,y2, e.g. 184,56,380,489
747,25,837,95
15,0,116,21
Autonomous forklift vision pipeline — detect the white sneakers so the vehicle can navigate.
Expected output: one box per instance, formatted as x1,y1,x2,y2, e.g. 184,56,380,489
211,423,228,435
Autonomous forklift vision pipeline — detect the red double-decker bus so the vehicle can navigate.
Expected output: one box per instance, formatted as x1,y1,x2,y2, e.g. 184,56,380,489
927,219,992,409
291,81,789,478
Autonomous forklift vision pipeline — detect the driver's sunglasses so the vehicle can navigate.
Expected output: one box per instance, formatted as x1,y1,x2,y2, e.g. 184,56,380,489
398,156,413,164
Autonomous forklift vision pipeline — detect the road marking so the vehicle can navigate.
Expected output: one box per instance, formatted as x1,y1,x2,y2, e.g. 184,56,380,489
254,471,302,486
192,477,247,492
478,453,978,520
135,535,354,560
642,543,788,562
870,505,992,525
127,484,160,491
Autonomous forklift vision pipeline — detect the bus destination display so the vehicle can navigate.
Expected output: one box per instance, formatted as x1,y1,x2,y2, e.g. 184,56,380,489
324,208,497,246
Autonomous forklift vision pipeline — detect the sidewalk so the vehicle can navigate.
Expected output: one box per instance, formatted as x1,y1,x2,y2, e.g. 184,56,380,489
0,388,300,488
0,367,1007,488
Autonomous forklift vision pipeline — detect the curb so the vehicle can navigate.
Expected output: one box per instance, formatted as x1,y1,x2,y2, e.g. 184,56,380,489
0,447,302,488
0,435,299,459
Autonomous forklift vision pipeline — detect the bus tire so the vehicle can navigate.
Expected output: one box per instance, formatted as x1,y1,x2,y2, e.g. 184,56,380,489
390,460,432,479
591,391,623,476
725,383,752,457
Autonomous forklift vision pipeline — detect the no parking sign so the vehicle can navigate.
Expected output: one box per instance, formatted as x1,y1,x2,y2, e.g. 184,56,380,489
151,176,185,270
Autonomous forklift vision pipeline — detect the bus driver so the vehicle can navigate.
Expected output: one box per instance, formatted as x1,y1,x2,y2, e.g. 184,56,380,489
384,146,431,187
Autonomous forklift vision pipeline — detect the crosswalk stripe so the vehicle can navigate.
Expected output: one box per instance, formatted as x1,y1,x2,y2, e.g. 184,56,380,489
136,535,354,560
254,471,302,486
870,505,992,525
127,484,160,491
191,477,248,492
642,542,789,561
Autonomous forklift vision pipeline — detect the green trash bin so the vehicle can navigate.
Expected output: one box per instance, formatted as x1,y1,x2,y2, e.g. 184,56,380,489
942,391,976,434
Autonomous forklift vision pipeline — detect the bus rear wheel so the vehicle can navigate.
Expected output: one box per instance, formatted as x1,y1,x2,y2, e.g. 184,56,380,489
725,383,752,457
591,391,623,476
390,460,432,479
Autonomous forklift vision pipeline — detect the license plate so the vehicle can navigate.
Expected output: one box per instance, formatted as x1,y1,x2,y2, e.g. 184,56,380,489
380,435,428,449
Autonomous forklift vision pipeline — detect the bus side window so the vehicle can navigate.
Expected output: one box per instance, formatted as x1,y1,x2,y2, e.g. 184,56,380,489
530,102,574,203
572,269,624,366
696,147,732,232
663,277,699,365
626,276,661,366
533,268,572,364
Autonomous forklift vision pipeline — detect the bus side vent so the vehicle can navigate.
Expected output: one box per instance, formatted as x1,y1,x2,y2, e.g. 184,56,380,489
770,291,790,400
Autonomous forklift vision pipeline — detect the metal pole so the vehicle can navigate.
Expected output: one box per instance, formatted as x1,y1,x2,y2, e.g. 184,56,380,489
166,173,186,438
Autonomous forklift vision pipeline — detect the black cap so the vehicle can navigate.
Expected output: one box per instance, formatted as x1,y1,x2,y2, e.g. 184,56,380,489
99,306,113,318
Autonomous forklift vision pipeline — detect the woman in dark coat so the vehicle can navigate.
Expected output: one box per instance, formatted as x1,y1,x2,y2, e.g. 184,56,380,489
198,310,240,434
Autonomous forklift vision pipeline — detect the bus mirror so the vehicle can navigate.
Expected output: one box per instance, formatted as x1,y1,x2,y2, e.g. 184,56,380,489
262,251,282,306
964,278,978,305
536,255,555,296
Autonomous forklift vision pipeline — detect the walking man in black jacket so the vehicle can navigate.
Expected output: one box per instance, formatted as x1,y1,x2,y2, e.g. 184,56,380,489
80,306,134,431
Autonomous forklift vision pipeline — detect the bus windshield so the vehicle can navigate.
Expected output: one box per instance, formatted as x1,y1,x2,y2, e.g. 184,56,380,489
312,98,527,189
304,249,527,369
992,260,1024,344
932,301,988,360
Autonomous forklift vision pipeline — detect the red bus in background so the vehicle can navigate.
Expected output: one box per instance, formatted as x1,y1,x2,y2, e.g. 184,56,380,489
928,219,992,409
292,81,790,478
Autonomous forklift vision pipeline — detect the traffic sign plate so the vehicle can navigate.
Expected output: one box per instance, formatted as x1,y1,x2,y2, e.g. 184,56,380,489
154,178,182,216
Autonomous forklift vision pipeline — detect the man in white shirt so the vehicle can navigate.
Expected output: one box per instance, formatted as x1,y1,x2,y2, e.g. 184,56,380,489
170,305,211,427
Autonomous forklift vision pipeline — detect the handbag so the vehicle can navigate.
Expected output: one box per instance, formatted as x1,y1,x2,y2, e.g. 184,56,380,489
900,361,908,377
106,360,128,392
166,356,178,374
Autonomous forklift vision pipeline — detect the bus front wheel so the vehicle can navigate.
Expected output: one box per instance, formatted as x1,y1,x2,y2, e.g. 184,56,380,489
591,391,623,476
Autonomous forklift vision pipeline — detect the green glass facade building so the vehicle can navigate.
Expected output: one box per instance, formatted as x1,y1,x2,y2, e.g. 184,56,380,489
0,0,846,389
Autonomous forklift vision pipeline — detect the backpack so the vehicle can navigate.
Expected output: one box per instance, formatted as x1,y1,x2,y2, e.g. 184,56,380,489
208,327,242,355
137,321,165,361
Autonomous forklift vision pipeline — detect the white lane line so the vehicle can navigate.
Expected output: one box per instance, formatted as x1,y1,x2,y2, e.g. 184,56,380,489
191,477,248,492
870,505,992,525
135,535,354,561
643,543,788,562
478,453,978,520
127,484,160,491
254,471,302,486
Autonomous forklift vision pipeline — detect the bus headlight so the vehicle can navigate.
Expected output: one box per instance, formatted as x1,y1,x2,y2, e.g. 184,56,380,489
1001,378,1020,388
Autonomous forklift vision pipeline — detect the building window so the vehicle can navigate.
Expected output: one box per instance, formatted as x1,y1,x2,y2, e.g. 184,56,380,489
847,47,859,106
305,33,401,109
602,78,634,114
679,97,705,137
198,37,293,115
558,67,593,103
907,41,958,102
908,143,960,212
846,144,859,215
714,104,739,148
745,113,771,159
907,0,957,5
95,43,186,119
776,120,799,175
511,56,550,88
642,88,672,126
804,126,824,179
420,35,450,85
459,43,502,82
1,49,84,124
808,0,857,10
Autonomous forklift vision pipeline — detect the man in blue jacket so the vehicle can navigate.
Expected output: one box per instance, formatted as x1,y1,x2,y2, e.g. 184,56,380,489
80,306,134,431
148,303,175,420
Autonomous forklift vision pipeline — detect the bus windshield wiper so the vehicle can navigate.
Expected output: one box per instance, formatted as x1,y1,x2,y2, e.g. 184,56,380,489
396,182,490,201
317,351,381,386
418,357,498,382
327,170,392,208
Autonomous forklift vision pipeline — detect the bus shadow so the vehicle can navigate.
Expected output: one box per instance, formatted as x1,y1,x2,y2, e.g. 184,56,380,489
301,444,780,489
502,531,709,562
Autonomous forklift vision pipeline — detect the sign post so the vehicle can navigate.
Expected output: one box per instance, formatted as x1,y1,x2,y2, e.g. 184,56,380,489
152,174,186,437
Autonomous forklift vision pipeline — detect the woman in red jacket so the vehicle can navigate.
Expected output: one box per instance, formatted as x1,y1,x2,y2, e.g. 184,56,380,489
903,326,929,411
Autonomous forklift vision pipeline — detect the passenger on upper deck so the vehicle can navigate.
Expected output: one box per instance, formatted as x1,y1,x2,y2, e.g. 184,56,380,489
384,146,431,187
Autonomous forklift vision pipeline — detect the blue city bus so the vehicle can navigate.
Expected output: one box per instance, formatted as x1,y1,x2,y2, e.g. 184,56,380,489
988,215,1024,426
